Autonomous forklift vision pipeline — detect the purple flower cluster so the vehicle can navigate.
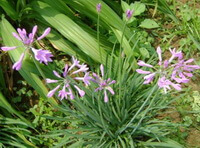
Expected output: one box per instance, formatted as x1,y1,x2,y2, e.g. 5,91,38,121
92,65,116,102
1,23,116,102
47,57,90,100
1,26,53,70
96,3,102,13
136,47,200,93
46,58,116,102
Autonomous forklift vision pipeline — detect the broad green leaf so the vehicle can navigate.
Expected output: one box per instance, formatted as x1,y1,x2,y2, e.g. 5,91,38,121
40,0,113,51
111,28,134,56
121,1,130,12
33,1,108,64
0,92,30,124
139,47,149,58
140,19,159,29
63,0,136,57
130,2,145,16
0,17,57,105
0,0,18,20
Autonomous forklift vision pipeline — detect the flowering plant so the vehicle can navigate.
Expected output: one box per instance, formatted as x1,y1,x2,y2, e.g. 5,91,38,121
1,26,53,70
0,1,199,147
46,57,116,103
136,46,200,93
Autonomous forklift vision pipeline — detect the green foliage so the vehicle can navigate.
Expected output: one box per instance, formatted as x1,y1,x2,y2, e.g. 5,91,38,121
140,19,159,29
0,17,58,105
0,92,37,147
121,1,146,16
0,0,196,147
191,91,200,122
43,57,182,147
0,116,37,148
0,0,18,20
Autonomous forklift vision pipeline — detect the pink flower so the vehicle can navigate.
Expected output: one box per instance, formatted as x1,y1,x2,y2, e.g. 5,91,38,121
136,46,198,94
74,85,85,97
58,86,68,100
143,73,156,84
12,53,25,71
158,77,181,93
92,64,116,103
32,48,53,65
1,26,52,70
47,85,61,98
74,72,92,86
37,27,51,41
137,60,153,68
169,48,183,63
96,3,102,13
46,57,90,100
72,64,89,74
136,69,151,74
1,47,17,51
171,58,200,83
126,9,134,19
157,46,162,64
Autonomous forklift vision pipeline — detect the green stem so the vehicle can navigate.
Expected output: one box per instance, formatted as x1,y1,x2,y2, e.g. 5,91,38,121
173,0,176,13
97,12,102,63
32,57,50,88
118,21,127,104
32,56,59,106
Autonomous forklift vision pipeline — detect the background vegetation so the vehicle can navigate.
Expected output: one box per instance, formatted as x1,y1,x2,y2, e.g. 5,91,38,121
0,0,199,147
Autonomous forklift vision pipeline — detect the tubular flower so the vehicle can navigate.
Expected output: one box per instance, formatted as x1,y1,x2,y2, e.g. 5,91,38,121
46,57,91,100
32,48,53,65
158,77,181,94
1,26,52,70
126,9,134,19
96,3,102,13
92,64,116,103
136,46,200,93
171,58,200,83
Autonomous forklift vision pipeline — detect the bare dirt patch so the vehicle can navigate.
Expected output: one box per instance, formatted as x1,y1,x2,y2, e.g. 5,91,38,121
186,128,200,148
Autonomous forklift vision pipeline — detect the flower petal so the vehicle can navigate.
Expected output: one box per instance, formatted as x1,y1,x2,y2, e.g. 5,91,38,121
106,86,115,95
46,78,58,83
12,32,22,41
100,64,104,77
74,85,85,97
63,64,68,77
170,83,181,91
47,85,60,98
96,3,102,12
32,25,38,38
1,46,17,51
136,69,151,74
156,46,162,62
12,53,25,71
138,60,153,68
37,27,51,40
53,70,61,78
183,72,193,77
68,88,74,100
104,90,108,103
32,48,53,65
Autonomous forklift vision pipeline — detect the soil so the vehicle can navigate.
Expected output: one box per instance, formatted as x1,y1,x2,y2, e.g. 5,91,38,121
186,128,200,148
157,107,182,123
